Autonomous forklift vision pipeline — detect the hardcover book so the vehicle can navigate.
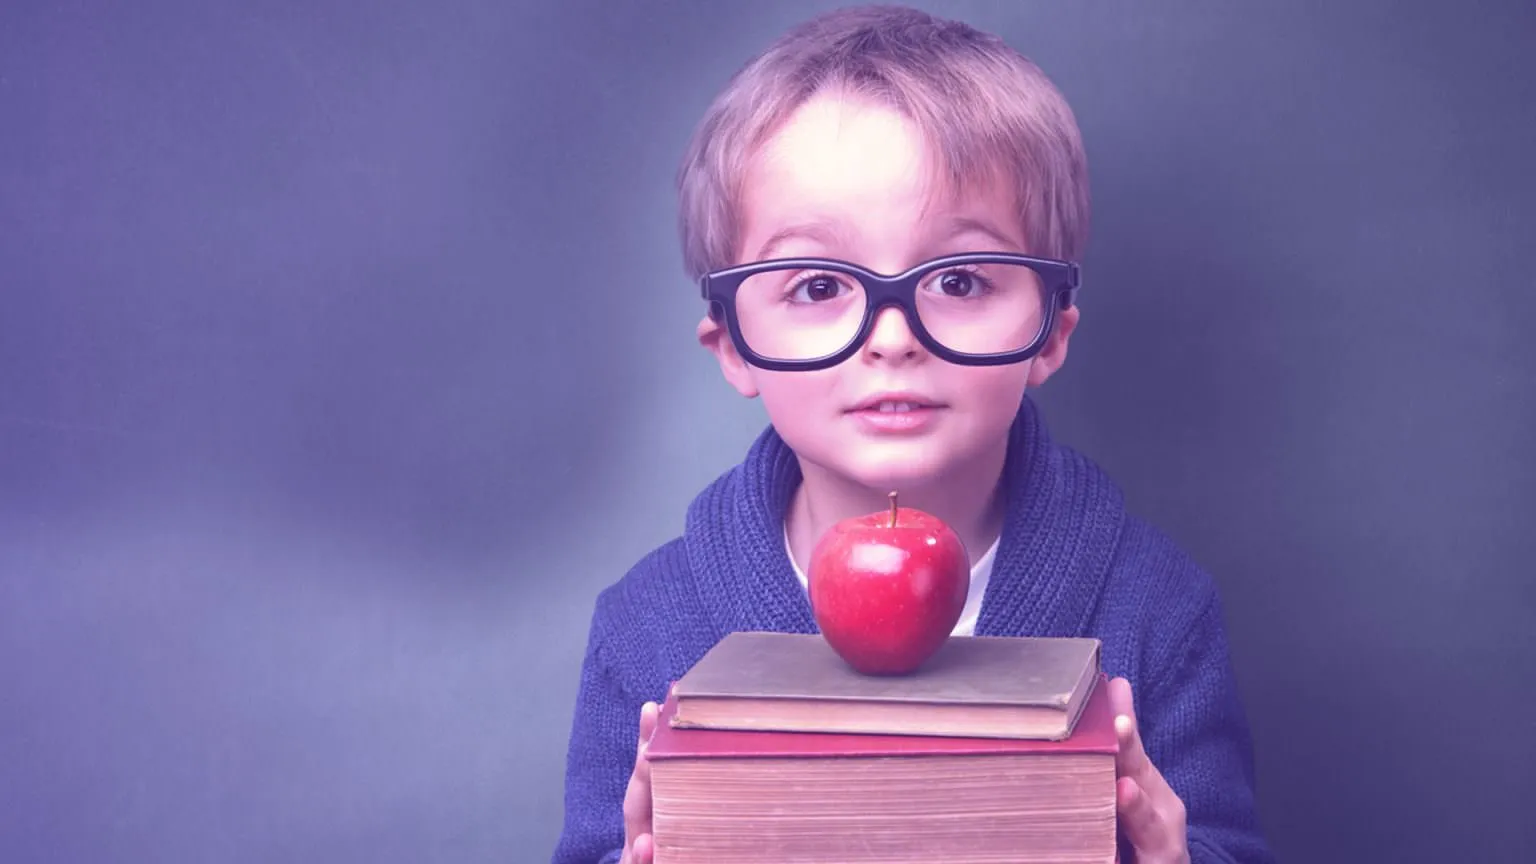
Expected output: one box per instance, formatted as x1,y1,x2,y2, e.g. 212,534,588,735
670,630,1102,740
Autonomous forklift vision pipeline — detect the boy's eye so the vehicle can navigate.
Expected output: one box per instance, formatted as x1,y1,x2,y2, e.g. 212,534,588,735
789,273,852,303
925,268,988,298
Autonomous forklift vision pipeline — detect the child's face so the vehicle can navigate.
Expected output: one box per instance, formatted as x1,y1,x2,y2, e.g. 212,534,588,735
698,92,1078,496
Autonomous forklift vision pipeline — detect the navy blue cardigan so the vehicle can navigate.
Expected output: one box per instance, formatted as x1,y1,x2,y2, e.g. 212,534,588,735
552,398,1274,863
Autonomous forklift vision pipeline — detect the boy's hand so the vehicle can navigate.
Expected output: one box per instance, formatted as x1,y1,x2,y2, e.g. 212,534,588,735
620,701,659,864
1109,676,1190,864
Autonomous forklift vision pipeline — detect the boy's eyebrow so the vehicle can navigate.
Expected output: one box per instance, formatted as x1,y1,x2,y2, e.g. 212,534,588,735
754,220,846,260
751,215,1024,262
940,216,1025,253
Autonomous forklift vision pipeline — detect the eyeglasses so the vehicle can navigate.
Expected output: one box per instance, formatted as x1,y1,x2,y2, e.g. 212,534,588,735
699,252,1080,372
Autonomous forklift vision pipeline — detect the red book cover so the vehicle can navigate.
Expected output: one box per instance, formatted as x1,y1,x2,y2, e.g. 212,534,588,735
647,672,1118,760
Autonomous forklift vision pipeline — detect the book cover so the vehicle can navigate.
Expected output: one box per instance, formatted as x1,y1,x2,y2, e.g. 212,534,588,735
650,670,1117,761
669,631,1102,740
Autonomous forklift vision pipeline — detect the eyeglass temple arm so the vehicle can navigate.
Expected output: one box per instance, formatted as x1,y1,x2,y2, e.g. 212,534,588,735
1060,262,1082,309
699,277,726,321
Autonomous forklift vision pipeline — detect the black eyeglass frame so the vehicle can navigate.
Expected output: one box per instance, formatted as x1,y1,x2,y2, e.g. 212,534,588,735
699,252,1081,372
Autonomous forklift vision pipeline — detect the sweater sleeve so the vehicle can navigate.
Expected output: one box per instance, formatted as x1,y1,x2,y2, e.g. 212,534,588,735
550,620,639,864
1140,587,1276,864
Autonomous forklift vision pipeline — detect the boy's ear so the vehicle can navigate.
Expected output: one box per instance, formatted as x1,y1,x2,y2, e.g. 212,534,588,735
697,310,760,398
1026,303,1080,388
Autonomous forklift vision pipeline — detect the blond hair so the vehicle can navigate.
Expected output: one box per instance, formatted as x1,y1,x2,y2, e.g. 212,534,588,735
675,4,1090,281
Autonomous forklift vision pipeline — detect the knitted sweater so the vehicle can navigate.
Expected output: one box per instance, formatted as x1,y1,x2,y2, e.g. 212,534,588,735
551,398,1274,863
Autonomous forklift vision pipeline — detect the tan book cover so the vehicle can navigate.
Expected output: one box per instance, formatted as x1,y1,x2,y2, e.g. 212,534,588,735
671,631,1101,740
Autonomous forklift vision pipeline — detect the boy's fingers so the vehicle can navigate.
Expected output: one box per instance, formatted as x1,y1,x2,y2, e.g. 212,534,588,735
619,832,653,864
622,751,653,829
1106,677,1146,775
1117,775,1173,854
1106,676,1135,717
623,702,660,853
1114,709,1153,781
621,768,650,841
638,701,659,750
1108,678,1184,813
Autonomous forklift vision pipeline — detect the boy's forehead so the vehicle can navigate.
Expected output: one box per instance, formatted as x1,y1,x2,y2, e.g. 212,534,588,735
739,98,1023,259
750,95,938,195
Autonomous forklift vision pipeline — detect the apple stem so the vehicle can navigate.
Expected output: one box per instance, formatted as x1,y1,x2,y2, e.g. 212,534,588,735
888,491,898,528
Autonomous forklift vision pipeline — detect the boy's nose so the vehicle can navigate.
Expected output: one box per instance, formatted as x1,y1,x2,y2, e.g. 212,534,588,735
862,305,923,363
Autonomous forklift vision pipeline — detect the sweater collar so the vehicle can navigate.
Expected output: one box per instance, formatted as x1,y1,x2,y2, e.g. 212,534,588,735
682,396,1124,641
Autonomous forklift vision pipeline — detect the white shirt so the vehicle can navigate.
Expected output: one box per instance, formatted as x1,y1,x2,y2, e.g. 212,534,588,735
784,527,999,637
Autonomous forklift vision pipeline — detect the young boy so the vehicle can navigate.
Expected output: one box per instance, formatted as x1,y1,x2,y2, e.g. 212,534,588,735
552,6,1273,863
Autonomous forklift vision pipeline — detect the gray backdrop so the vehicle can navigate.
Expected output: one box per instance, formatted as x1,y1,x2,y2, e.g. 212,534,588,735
2,1,1531,862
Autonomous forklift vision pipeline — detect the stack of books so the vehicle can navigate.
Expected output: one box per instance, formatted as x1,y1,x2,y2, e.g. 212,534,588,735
647,631,1118,863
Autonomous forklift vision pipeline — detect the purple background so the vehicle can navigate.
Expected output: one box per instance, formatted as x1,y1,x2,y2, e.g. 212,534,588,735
2,1,1532,861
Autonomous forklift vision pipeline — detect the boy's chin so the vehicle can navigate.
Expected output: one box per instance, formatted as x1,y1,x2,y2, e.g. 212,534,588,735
784,423,1004,500
818,447,961,497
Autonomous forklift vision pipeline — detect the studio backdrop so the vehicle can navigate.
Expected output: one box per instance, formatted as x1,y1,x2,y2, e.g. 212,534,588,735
1,1,1530,862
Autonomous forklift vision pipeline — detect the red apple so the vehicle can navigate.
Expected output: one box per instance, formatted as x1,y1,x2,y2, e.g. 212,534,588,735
807,492,970,676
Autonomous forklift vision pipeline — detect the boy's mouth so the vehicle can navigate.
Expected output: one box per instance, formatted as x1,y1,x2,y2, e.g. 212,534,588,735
846,392,946,414
846,392,945,433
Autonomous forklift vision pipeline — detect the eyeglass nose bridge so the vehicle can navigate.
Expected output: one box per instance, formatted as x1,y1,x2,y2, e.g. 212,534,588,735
853,272,960,358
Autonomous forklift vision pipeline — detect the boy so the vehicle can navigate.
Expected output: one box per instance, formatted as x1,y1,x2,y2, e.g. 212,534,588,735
552,6,1273,863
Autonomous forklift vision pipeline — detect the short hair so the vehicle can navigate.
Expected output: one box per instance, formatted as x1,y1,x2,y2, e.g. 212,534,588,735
675,4,1091,281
